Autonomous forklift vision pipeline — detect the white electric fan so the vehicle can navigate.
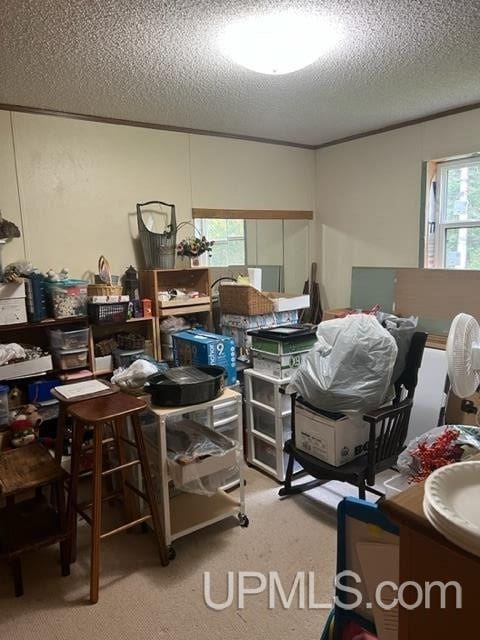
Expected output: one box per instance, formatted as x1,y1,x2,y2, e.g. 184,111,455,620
447,313,480,398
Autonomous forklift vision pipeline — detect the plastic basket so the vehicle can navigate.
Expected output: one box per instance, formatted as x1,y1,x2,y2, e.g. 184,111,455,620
219,284,274,315
137,201,177,269
88,302,129,325
45,279,88,319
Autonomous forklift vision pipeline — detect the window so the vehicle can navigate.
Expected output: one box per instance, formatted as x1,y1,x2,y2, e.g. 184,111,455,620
196,218,246,267
428,157,480,269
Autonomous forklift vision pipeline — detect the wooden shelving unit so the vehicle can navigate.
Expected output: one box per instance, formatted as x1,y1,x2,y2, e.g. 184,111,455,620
139,268,213,359
0,315,156,381
89,316,157,375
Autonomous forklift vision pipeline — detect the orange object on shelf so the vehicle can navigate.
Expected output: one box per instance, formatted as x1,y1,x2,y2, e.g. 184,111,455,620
141,298,152,318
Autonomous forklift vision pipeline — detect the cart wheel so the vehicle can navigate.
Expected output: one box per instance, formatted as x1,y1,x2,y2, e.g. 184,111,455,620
168,546,177,560
238,513,249,528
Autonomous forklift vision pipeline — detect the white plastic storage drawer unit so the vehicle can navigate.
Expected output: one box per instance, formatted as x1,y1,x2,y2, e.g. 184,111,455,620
245,368,295,482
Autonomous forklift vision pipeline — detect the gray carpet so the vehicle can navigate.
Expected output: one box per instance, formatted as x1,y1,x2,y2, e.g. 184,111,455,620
0,468,337,640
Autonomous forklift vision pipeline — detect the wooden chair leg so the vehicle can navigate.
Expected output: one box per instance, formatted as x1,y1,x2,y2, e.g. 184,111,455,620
11,557,23,597
54,477,70,577
113,418,138,525
358,480,367,501
131,413,169,567
67,420,84,564
90,423,104,605
55,403,67,465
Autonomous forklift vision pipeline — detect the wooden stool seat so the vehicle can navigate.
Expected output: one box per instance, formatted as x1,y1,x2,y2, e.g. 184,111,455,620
0,442,66,496
67,392,168,604
51,381,118,464
0,443,70,597
68,393,146,424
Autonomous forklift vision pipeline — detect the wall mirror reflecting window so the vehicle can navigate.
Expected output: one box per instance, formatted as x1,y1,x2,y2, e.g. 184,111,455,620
196,218,311,293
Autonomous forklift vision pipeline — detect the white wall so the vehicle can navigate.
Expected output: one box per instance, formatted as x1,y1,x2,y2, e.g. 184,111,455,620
315,108,480,309
0,112,24,266
0,111,315,283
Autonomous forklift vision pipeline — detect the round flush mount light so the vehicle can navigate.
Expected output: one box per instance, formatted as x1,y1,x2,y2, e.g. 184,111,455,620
219,11,341,75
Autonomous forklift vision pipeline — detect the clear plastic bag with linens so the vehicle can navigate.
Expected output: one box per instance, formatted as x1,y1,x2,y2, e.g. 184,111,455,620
166,418,240,495
396,425,480,478
289,314,398,414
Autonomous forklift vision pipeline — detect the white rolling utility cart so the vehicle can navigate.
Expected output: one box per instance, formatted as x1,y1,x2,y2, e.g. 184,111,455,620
139,388,247,559
245,368,301,482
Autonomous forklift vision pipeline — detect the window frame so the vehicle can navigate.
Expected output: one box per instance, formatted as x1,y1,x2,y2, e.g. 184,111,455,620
196,218,247,267
433,156,480,269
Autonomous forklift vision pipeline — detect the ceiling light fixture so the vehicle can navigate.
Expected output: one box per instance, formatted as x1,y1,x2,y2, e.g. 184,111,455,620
219,11,341,76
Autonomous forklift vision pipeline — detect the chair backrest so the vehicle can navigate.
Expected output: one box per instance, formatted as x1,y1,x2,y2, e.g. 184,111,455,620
393,331,428,401
364,331,428,482
367,400,413,473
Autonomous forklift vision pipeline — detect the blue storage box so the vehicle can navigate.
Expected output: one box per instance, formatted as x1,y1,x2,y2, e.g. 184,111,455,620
27,379,61,403
172,329,237,386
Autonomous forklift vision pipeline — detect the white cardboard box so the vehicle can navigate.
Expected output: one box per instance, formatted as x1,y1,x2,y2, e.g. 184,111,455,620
252,350,308,379
295,401,370,467
0,282,27,325
270,293,310,312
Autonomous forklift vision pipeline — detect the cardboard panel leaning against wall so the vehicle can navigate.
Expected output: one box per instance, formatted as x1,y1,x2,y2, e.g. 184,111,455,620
11,112,192,279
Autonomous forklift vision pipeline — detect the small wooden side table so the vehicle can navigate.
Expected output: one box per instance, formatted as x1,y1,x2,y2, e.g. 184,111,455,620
380,454,480,639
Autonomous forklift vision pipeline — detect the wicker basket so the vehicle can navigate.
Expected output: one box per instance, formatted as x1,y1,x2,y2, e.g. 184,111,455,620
88,255,123,296
88,283,123,296
219,284,274,316
116,332,145,350
94,337,119,357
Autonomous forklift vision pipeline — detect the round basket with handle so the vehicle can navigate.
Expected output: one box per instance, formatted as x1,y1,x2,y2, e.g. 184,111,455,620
87,256,123,296
137,200,177,269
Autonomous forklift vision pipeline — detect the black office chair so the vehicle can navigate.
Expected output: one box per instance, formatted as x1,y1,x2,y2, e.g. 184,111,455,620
279,331,428,501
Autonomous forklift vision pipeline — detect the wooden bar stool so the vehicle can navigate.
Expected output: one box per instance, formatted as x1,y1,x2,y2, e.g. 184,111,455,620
51,382,119,561
52,382,119,465
67,393,169,604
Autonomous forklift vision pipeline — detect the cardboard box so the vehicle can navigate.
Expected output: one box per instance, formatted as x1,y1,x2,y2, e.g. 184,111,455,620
0,282,27,325
250,332,316,356
252,350,308,379
173,329,237,385
295,400,370,466
220,310,299,351
445,390,480,426
322,308,352,320
270,293,310,313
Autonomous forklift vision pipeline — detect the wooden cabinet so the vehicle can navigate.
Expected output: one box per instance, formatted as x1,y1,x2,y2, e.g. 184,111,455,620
380,459,480,639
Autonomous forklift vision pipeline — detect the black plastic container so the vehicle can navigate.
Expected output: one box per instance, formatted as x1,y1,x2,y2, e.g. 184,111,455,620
145,365,225,407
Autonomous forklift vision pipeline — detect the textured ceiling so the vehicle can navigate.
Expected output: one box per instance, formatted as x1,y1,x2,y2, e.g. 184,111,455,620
1,0,480,146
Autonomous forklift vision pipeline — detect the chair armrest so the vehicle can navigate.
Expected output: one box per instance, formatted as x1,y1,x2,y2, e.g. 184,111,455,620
363,398,413,424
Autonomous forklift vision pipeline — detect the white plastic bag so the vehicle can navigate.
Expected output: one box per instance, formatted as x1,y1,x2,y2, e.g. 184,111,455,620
290,314,398,413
